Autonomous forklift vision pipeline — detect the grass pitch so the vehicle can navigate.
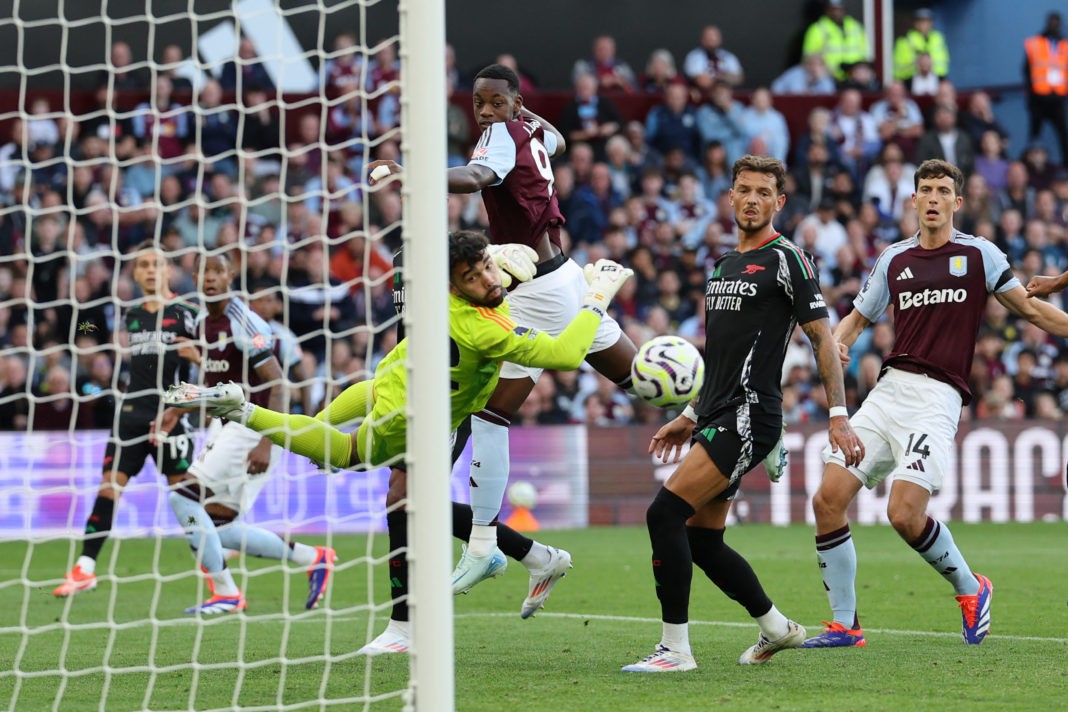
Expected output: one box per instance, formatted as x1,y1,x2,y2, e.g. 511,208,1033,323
2,522,1066,711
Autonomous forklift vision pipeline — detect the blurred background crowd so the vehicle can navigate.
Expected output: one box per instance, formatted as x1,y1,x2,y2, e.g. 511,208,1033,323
1,2,1068,433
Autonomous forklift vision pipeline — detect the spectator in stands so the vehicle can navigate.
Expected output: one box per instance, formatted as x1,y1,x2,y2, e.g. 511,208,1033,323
862,143,913,223
914,103,975,178
696,140,731,204
103,41,148,91
696,80,747,166
893,8,949,82
830,88,880,181
666,173,715,249
568,162,622,247
792,141,837,214
997,161,1036,217
959,173,1001,236
792,106,842,172
770,53,836,95
220,36,275,92
330,232,393,296
975,373,1024,420
240,86,282,157
869,81,924,156
0,118,28,204
26,98,59,149
33,365,92,431
604,135,636,199
838,60,881,93
1021,143,1058,191
368,41,400,131
131,75,190,164
960,90,1009,149
1023,12,1068,165
0,355,29,431
741,88,789,163
323,33,365,97
644,82,700,160
683,25,744,96
558,72,621,161
196,79,238,176
445,76,471,168
494,53,538,95
974,130,1010,193
77,353,116,429
284,239,357,361
160,43,202,92
802,0,870,82
639,49,682,94
1052,170,1068,221
572,35,636,93
796,196,848,274
907,52,941,95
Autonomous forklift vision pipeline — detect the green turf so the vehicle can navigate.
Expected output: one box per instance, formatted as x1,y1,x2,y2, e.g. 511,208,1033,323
2,522,1066,710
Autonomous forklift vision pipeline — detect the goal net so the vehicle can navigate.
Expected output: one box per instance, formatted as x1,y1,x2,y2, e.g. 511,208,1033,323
0,0,452,709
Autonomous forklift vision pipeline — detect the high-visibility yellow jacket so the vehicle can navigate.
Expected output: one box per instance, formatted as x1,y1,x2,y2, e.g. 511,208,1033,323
893,29,949,80
802,15,869,81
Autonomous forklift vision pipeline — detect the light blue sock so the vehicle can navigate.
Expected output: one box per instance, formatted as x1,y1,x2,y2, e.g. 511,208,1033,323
218,520,319,567
816,527,858,628
168,490,225,573
911,518,978,596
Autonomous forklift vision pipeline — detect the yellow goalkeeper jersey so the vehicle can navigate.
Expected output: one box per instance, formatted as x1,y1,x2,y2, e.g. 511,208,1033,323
360,293,600,466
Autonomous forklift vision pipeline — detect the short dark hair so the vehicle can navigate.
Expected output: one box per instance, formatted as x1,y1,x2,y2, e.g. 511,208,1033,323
914,159,964,196
449,230,489,273
731,154,786,194
474,64,520,93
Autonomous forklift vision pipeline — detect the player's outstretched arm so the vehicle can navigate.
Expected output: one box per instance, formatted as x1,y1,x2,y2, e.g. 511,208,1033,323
802,317,865,467
1025,271,1068,298
519,107,566,156
446,162,498,194
997,285,1068,337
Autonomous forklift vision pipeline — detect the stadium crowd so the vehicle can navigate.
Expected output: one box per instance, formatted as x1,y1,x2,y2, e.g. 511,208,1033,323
2,5,1068,433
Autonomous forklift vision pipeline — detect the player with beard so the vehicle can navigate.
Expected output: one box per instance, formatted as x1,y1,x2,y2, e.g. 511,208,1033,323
367,64,641,592
163,232,633,643
623,155,864,672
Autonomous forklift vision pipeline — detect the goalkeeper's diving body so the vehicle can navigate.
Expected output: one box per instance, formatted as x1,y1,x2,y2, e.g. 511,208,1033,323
164,231,633,636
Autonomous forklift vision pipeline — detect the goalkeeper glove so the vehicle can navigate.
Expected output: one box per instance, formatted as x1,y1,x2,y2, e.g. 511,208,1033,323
487,243,538,289
582,259,634,316
762,424,789,483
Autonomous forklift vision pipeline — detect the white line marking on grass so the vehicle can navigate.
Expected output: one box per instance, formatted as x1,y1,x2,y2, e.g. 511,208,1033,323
455,612,1068,644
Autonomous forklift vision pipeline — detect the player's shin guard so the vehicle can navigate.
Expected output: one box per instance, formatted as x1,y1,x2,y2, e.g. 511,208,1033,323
246,407,353,470
687,526,773,618
646,487,696,624
80,495,116,560
168,489,226,574
468,413,510,555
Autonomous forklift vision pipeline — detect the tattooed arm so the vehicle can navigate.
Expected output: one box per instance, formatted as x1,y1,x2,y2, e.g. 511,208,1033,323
801,317,865,466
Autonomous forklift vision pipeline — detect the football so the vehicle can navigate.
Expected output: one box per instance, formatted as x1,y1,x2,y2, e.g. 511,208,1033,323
507,480,538,510
630,336,705,408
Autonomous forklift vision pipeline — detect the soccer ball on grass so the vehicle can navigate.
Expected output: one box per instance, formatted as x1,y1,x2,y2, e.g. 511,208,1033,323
630,336,704,408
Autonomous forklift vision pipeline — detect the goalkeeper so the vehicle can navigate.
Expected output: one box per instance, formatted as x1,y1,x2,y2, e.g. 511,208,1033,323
165,230,631,475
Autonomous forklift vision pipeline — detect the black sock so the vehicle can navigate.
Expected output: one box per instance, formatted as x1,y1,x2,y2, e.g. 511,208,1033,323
646,487,696,624
80,496,116,561
386,509,409,622
687,525,772,618
451,501,533,561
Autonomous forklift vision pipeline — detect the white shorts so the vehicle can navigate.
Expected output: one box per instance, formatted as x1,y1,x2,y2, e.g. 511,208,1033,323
499,258,623,381
187,418,282,513
822,367,962,493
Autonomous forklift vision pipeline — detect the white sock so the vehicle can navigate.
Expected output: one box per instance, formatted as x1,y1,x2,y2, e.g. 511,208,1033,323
755,604,791,640
468,524,496,557
209,567,240,597
76,555,96,575
661,622,691,654
468,414,509,536
520,542,552,571
289,542,319,567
